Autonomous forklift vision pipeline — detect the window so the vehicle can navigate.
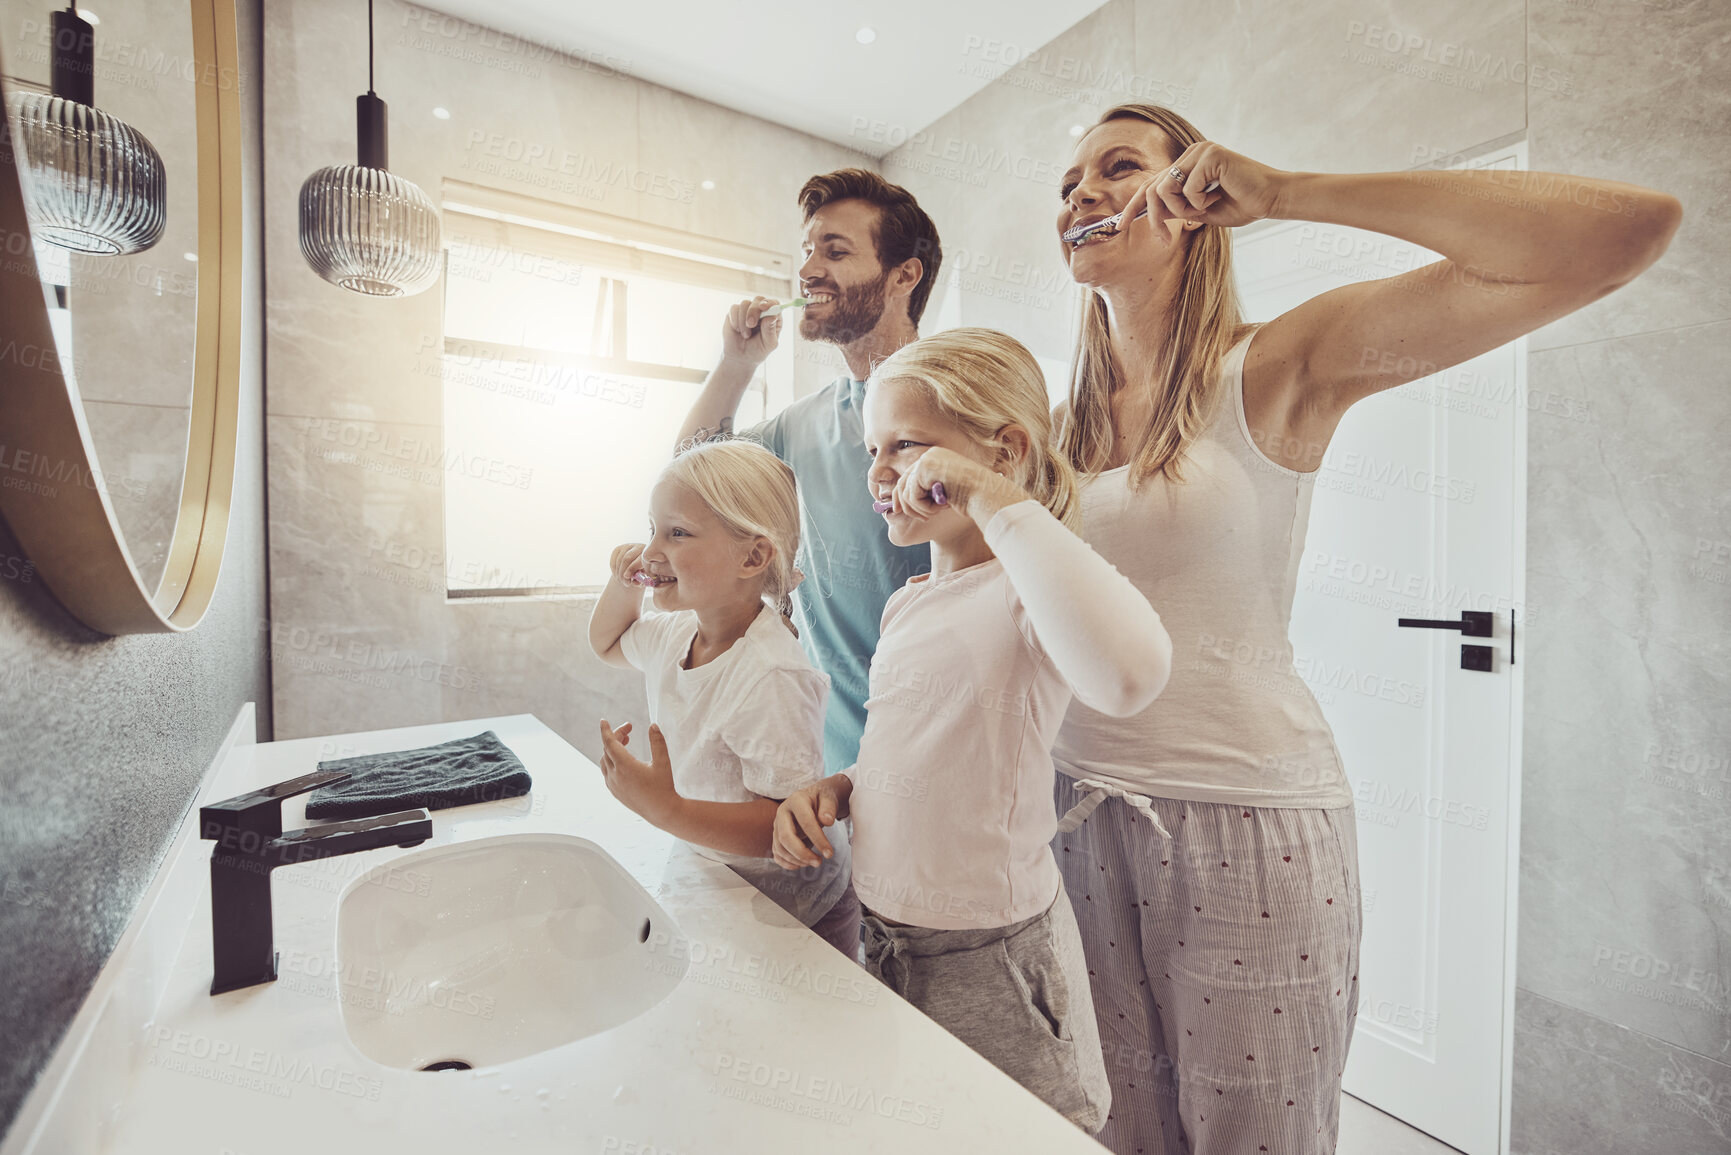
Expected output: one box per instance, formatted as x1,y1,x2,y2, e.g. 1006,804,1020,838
439,182,795,597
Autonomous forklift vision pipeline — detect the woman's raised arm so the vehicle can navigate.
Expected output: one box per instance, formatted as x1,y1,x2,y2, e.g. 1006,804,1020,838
1158,143,1682,451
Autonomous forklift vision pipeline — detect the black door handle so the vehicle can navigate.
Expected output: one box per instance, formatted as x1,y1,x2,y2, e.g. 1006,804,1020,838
1396,611,1492,638
1396,610,1500,672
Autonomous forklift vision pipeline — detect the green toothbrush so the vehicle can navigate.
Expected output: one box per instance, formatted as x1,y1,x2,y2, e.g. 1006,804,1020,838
759,297,811,317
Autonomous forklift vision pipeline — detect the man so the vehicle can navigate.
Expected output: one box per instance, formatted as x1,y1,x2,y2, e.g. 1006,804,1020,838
676,168,943,777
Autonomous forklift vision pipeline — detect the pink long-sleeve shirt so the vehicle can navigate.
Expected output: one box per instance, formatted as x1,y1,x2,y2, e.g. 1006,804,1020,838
849,500,1173,929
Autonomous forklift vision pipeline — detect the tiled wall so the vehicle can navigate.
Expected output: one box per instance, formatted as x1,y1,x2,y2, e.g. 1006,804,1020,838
0,0,272,1136
1512,1,1730,1150
261,0,869,761
883,1,1729,1151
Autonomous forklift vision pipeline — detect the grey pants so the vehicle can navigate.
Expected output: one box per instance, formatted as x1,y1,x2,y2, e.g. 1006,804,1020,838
1054,771,1362,1155
859,886,1111,1132
809,881,861,959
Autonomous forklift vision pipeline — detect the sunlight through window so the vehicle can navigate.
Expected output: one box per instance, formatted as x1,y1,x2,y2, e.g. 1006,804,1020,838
440,198,792,596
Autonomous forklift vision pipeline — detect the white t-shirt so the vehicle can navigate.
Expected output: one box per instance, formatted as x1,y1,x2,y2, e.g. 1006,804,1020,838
620,603,850,925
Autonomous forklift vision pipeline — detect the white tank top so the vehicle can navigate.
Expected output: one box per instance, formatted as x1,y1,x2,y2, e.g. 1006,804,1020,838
1052,329,1352,809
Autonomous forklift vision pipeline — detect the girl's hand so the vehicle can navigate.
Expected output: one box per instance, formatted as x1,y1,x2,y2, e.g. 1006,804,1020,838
772,776,851,870
890,446,1025,525
609,543,649,590
1143,142,1287,230
598,719,680,824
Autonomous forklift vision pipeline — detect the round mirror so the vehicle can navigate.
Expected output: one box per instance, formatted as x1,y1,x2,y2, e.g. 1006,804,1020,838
2,1,200,593
0,0,242,634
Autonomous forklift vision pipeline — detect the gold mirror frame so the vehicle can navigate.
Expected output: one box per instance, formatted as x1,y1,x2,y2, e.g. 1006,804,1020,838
0,0,242,634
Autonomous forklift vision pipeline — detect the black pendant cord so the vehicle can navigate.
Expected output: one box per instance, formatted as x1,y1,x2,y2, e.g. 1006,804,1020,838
355,0,388,169
50,5,95,106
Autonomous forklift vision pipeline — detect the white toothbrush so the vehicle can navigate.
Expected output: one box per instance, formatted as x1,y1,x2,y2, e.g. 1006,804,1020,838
1062,180,1221,246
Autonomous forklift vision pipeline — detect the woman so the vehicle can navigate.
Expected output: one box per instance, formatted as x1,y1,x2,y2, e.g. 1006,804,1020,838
1048,103,1680,1155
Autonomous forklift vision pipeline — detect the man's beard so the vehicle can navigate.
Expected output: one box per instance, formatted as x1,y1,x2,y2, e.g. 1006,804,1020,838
799,269,890,346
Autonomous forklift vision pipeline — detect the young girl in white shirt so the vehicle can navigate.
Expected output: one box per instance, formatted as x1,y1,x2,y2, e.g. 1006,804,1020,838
771,327,1173,1131
589,440,858,956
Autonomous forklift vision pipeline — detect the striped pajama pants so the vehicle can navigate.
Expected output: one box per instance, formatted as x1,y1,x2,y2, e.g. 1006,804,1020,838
1053,771,1362,1155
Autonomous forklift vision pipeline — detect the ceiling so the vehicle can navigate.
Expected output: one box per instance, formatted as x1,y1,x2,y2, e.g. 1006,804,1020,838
423,0,1111,158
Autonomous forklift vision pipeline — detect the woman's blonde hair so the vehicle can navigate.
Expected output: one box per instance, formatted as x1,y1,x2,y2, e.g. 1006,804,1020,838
1057,103,1260,488
871,327,1081,531
661,440,802,620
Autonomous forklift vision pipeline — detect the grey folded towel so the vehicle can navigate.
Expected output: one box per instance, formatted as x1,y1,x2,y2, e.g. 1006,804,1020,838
305,730,531,821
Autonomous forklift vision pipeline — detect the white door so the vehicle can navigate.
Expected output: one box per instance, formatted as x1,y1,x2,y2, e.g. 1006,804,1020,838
1233,148,1527,1155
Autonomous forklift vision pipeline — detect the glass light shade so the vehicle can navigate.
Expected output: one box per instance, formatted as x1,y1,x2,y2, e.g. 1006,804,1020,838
6,90,167,256
298,164,441,297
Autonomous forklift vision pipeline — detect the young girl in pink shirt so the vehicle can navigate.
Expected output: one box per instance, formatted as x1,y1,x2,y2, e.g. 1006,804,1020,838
772,327,1173,1130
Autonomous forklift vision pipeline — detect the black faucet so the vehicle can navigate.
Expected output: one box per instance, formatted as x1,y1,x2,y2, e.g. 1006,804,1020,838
200,769,433,995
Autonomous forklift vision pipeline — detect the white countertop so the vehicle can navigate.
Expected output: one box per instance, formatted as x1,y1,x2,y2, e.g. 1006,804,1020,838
78,714,1106,1154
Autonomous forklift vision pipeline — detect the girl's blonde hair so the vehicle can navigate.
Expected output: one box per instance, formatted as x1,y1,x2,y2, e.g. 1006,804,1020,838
871,327,1081,531
1057,103,1261,488
661,440,802,620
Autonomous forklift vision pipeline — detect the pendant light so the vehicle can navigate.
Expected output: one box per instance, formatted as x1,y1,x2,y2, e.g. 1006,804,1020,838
5,6,167,255
297,0,440,297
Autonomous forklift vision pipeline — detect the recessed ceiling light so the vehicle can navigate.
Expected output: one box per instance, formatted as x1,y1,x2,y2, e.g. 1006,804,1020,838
183,252,197,262
432,107,451,120
855,27,876,45
1069,124,1086,137
701,180,716,191
76,8,99,23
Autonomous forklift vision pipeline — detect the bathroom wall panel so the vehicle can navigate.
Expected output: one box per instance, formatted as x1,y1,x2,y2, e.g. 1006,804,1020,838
631,83,841,254
881,104,970,338
1517,322,1731,1062
0,0,271,1136
264,414,451,740
440,600,645,769
1515,2,1731,1146
1131,0,1528,177
946,2,1137,361
1524,0,1731,353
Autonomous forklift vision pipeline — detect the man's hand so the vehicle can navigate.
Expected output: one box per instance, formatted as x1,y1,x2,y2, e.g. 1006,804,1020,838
679,299,784,449
720,296,784,368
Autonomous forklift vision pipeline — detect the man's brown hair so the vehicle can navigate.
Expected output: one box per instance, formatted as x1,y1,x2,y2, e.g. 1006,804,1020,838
798,168,943,325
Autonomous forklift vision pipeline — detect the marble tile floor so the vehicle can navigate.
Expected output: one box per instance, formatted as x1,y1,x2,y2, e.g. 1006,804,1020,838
1339,1094,1463,1155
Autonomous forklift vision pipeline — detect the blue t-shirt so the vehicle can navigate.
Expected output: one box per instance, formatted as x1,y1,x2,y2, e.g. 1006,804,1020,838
745,376,931,775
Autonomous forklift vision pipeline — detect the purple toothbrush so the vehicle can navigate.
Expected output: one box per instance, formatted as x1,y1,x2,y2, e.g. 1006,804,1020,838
873,482,946,513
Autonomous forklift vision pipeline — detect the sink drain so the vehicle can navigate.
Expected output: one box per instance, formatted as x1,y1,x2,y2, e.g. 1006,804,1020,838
420,1059,473,1072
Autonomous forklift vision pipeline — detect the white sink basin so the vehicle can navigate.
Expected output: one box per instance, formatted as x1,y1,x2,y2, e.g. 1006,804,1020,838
334,832,685,1071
